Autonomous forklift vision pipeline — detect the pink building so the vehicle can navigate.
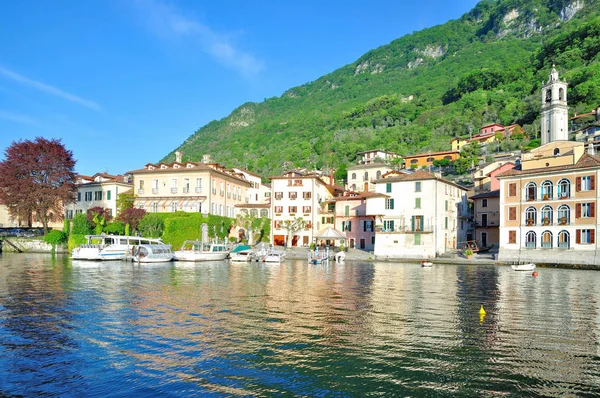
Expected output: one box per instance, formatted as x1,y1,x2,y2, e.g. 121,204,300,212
333,191,377,251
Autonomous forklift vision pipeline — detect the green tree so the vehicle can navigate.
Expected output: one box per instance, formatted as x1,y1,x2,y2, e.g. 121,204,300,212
138,214,165,238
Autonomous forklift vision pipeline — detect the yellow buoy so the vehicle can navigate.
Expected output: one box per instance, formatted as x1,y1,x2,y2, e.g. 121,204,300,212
479,305,486,315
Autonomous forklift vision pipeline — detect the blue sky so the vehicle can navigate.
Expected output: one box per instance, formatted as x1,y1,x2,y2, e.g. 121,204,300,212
0,0,480,176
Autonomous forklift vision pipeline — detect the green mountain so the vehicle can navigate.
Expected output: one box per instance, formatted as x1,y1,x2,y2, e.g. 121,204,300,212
162,0,600,179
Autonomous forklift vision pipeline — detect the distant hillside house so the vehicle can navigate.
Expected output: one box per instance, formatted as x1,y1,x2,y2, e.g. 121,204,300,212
127,156,255,217
356,150,402,165
65,173,132,220
450,124,520,152
366,170,469,259
571,104,600,152
404,150,459,169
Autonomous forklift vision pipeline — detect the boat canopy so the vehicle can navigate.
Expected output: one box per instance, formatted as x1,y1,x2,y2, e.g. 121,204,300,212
231,245,252,253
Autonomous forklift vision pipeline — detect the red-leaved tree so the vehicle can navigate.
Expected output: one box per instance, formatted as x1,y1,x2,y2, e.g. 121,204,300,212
117,208,147,232
0,137,77,233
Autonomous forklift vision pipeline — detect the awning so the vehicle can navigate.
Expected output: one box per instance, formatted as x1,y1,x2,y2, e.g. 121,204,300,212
314,227,346,239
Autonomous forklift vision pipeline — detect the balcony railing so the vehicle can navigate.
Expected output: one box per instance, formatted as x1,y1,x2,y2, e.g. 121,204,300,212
195,187,202,193
152,188,158,194
378,225,434,234
183,187,189,193
171,188,178,194
138,189,144,194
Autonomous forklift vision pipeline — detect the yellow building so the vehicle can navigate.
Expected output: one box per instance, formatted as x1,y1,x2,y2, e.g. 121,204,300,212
404,151,460,168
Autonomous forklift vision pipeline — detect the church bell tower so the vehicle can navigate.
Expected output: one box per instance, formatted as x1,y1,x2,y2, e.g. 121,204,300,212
540,65,569,144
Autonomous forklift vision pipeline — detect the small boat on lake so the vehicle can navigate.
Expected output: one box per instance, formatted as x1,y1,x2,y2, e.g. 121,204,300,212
71,234,167,261
173,240,230,262
133,243,173,263
511,263,536,271
421,260,433,267
255,245,286,263
230,245,254,262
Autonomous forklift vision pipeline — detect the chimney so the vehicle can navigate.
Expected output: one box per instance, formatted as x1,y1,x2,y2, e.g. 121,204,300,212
329,169,335,185
175,151,183,163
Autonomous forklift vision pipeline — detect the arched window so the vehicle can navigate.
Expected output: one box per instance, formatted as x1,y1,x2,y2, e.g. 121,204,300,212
351,184,356,191
559,87,564,101
526,206,537,225
427,157,434,162
541,205,553,225
558,178,570,198
376,171,382,179
250,209,258,217
541,230,553,248
558,230,570,249
260,209,268,218
411,159,418,164
558,205,570,225
526,182,537,201
351,173,356,180
444,156,453,160
546,89,552,102
541,180,553,200
526,231,537,249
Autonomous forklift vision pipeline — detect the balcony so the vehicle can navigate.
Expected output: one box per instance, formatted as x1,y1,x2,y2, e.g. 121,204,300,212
183,187,189,193
138,189,145,194
378,225,434,234
171,188,178,194
220,190,224,197
152,188,158,194
195,187,202,193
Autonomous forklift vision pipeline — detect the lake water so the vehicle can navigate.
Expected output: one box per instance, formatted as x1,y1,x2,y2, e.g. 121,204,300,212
1,253,599,397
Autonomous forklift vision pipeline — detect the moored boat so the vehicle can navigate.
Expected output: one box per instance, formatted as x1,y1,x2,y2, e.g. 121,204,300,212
133,244,174,263
71,234,166,261
421,260,433,267
511,263,536,271
230,245,254,262
173,240,230,262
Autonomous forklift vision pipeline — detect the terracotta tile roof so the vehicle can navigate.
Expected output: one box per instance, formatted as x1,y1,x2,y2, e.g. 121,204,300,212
497,153,600,178
372,169,468,191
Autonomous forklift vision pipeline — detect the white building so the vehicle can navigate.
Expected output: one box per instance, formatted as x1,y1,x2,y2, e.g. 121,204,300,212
366,170,469,259
270,170,341,246
541,65,569,145
65,173,132,220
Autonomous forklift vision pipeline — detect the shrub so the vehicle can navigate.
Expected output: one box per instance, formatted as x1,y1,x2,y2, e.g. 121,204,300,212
68,233,88,252
71,213,92,235
104,221,125,235
138,214,165,238
44,230,67,247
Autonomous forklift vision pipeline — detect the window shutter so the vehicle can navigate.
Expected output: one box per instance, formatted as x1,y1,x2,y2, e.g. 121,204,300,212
576,229,581,244
592,203,596,217
576,177,581,192
509,207,516,220
391,199,394,210
592,175,596,190
411,216,415,231
576,203,582,218
509,230,516,244
592,229,596,244
348,221,352,232
509,183,516,197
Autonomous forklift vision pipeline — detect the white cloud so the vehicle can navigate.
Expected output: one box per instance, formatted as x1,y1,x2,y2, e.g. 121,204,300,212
0,109,39,126
133,0,264,77
0,66,101,111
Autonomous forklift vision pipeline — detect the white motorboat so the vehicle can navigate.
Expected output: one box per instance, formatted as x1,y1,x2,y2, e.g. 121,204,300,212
263,250,286,263
511,263,536,271
71,234,166,261
173,240,230,262
334,251,346,263
421,260,433,267
133,244,174,263
230,245,254,262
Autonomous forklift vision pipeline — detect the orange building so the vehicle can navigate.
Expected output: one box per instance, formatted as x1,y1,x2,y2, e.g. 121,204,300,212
404,151,460,168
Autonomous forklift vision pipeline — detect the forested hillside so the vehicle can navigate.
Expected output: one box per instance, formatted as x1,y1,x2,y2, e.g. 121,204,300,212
162,0,600,180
